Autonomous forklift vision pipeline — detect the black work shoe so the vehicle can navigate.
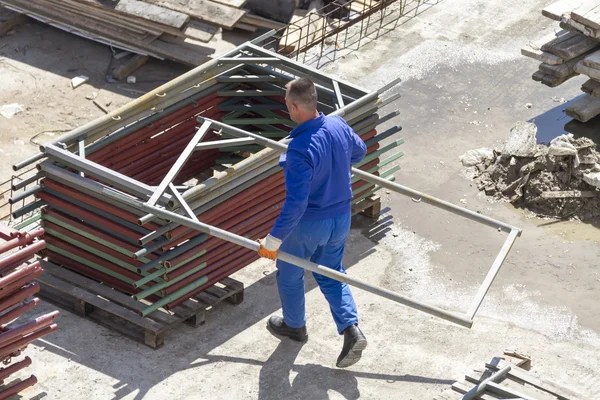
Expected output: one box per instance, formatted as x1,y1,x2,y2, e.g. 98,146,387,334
336,324,367,368
267,316,308,343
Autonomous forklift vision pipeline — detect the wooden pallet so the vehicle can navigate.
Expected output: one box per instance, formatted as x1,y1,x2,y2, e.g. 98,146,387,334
36,259,244,349
352,195,382,220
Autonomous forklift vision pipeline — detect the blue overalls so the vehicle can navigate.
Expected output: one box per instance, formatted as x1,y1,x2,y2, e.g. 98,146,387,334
270,113,367,334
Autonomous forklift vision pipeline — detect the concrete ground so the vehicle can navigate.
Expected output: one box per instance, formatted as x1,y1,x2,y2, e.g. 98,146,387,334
0,0,599,399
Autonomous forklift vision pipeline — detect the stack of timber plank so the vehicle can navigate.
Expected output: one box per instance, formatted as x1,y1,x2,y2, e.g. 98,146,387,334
523,1,600,123
0,0,288,66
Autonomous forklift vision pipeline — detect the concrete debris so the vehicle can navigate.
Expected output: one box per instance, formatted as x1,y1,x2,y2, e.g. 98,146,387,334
0,103,23,119
85,92,98,100
583,172,600,189
549,134,580,167
502,121,537,157
71,75,89,89
460,148,494,167
466,125,600,220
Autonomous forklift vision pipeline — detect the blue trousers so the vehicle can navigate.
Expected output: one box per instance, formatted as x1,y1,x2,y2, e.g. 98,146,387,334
276,213,358,335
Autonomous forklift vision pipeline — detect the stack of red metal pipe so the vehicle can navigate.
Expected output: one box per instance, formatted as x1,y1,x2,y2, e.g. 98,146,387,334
0,224,59,399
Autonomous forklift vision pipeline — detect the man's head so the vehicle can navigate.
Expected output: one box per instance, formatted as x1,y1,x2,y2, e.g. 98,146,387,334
285,78,319,124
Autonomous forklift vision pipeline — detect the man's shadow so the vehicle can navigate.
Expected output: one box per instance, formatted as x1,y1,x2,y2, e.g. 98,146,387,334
258,339,360,400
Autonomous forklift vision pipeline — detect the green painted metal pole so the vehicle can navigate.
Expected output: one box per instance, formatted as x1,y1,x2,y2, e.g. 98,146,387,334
133,262,208,301
141,276,209,316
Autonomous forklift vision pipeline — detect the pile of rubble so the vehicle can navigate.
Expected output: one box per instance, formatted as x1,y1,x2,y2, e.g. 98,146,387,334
462,122,600,220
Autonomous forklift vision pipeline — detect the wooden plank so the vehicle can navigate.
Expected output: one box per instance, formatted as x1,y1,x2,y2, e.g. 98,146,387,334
183,19,220,43
451,381,502,399
241,13,287,30
565,93,600,122
77,0,190,29
0,6,27,36
147,37,214,66
575,59,600,79
543,0,587,21
542,190,600,198
561,14,600,38
539,53,585,77
111,54,150,80
533,70,578,87
235,22,258,32
487,360,585,400
521,44,565,65
145,0,246,29
584,49,600,69
39,260,178,326
542,32,600,60
582,78,600,97
465,370,561,400
572,1,600,30
211,0,248,7
37,272,164,332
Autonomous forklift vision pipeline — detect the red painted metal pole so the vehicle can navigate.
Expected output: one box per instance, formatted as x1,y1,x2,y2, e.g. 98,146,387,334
0,229,44,254
0,324,58,363
0,284,39,313
0,374,37,399
0,242,45,272
0,311,59,346
0,299,39,327
0,356,32,382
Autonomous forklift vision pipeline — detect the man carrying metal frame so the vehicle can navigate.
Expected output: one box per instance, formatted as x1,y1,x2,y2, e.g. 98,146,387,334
258,77,368,368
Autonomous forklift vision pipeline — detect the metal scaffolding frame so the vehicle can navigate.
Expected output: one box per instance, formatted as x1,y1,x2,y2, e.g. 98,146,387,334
11,32,521,327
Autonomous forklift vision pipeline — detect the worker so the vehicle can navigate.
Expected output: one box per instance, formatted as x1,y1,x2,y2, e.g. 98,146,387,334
257,77,368,368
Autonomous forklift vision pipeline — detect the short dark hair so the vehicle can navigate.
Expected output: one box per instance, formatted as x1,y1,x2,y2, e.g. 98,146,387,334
286,77,318,110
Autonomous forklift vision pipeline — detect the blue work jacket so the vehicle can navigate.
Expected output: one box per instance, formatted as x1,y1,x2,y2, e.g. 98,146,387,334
270,112,367,241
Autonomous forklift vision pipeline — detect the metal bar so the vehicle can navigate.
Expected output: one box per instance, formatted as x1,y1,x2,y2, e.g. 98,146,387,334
12,200,45,219
463,365,511,400
167,184,198,222
364,126,402,148
105,188,473,327
218,90,285,97
195,138,256,151
78,135,86,178
218,57,281,64
12,152,44,172
216,75,281,83
11,173,42,191
40,163,157,221
13,213,42,230
86,83,229,156
44,145,169,204
9,185,41,204
333,80,344,109
219,103,288,111
146,121,211,206
243,64,358,105
465,229,520,320
202,117,521,234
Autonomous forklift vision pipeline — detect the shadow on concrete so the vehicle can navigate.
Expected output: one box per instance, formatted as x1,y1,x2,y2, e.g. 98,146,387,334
0,18,190,99
31,209,452,399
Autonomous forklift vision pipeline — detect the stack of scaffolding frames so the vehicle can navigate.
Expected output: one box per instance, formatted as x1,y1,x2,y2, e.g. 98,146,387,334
11,31,404,318
13,31,522,331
